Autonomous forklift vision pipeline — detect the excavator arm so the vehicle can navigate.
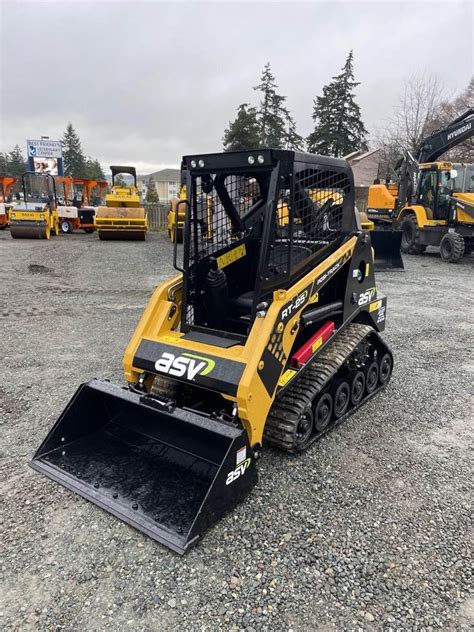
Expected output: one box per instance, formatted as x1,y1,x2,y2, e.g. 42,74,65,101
396,109,474,208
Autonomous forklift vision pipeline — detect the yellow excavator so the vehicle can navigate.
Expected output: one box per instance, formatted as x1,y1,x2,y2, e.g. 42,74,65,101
31,149,393,554
9,172,59,239
94,166,148,240
367,109,474,263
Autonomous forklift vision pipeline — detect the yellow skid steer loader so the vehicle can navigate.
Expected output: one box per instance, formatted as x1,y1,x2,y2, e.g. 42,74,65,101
32,150,393,554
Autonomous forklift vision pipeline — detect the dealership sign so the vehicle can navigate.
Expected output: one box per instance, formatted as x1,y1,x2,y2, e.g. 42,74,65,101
26,139,64,176
27,139,63,158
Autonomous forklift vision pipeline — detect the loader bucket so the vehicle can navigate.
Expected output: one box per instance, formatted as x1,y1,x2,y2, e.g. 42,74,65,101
370,229,404,271
30,379,258,554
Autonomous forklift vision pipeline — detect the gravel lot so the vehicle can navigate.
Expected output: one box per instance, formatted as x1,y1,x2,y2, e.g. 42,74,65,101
1,230,472,631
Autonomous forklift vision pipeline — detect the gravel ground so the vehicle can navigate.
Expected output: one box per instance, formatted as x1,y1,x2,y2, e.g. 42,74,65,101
1,230,473,631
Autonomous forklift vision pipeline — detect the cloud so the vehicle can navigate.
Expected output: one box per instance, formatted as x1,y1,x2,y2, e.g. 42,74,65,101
1,1,472,173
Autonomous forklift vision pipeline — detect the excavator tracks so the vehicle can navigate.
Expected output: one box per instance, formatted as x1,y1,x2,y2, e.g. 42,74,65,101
264,323,393,453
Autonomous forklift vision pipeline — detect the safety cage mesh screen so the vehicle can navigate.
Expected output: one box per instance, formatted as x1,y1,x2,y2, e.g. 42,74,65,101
266,167,350,279
188,173,262,260
185,172,266,326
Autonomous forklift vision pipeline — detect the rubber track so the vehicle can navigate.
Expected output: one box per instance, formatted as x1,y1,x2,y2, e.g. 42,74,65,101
264,323,389,453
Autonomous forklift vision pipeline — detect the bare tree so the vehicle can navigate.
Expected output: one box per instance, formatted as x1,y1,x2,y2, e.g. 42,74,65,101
432,77,474,162
375,73,447,178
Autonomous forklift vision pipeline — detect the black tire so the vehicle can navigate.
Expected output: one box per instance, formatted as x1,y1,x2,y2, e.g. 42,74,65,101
379,353,393,385
60,219,73,234
400,215,426,254
333,381,351,419
365,361,379,394
440,232,465,263
294,405,314,451
350,371,366,406
313,392,333,432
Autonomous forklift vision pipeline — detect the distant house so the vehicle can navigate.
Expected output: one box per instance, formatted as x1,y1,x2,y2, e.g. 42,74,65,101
137,168,181,202
344,148,382,211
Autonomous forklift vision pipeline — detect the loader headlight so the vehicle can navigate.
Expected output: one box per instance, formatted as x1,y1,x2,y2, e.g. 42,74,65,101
257,155,265,164
198,159,205,168
190,160,197,168
248,156,255,165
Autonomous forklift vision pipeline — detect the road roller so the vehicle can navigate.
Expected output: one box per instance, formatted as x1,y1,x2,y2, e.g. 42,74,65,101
94,166,148,240
10,172,59,239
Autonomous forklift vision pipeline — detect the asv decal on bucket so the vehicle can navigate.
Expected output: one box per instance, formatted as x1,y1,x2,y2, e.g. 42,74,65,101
154,352,215,380
226,457,252,486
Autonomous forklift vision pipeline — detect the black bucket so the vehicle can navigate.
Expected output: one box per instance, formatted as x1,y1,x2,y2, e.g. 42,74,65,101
370,229,404,271
30,379,258,554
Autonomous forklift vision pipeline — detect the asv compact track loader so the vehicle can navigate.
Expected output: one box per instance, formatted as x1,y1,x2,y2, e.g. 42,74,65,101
31,150,393,554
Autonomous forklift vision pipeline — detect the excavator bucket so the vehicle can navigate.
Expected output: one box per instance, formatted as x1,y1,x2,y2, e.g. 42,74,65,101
370,230,404,271
30,379,257,554
94,207,147,240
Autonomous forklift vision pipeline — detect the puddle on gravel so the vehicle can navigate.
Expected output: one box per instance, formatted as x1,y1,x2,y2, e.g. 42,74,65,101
28,264,55,275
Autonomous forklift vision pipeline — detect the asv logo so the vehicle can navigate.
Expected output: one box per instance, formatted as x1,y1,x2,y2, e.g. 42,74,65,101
226,458,252,485
281,290,308,320
154,352,215,380
358,287,376,306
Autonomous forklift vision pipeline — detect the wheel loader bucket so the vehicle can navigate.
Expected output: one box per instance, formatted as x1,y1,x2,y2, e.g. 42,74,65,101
30,379,257,554
370,229,404,271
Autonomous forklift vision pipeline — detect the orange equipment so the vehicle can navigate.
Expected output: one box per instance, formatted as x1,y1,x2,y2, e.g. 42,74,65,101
0,177,17,229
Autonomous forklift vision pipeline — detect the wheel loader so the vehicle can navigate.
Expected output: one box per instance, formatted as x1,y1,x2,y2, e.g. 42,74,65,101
9,172,59,239
94,166,148,240
31,149,393,554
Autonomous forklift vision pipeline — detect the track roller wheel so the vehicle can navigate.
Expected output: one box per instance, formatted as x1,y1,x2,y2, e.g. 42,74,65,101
350,371,366,405
365,361,379,394
313,392,333,432
294,405,314,452
333,381,350,419
440,232,465,263
379,353,393,385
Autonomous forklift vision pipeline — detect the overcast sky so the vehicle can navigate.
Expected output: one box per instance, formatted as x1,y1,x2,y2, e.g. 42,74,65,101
1,0,472,173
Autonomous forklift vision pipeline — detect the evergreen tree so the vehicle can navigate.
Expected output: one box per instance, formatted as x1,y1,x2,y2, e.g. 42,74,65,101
6,145,27,178
284,111,304,150
145,177,159,202
307,51,368,157
62,123,86,176
0,153,8,174
254,63,289,148
84,157,106,180
113,174,127,187
223,103,261,151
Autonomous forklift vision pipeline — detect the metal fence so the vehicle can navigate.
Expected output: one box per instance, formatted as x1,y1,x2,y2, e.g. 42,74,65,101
143,202,169,231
